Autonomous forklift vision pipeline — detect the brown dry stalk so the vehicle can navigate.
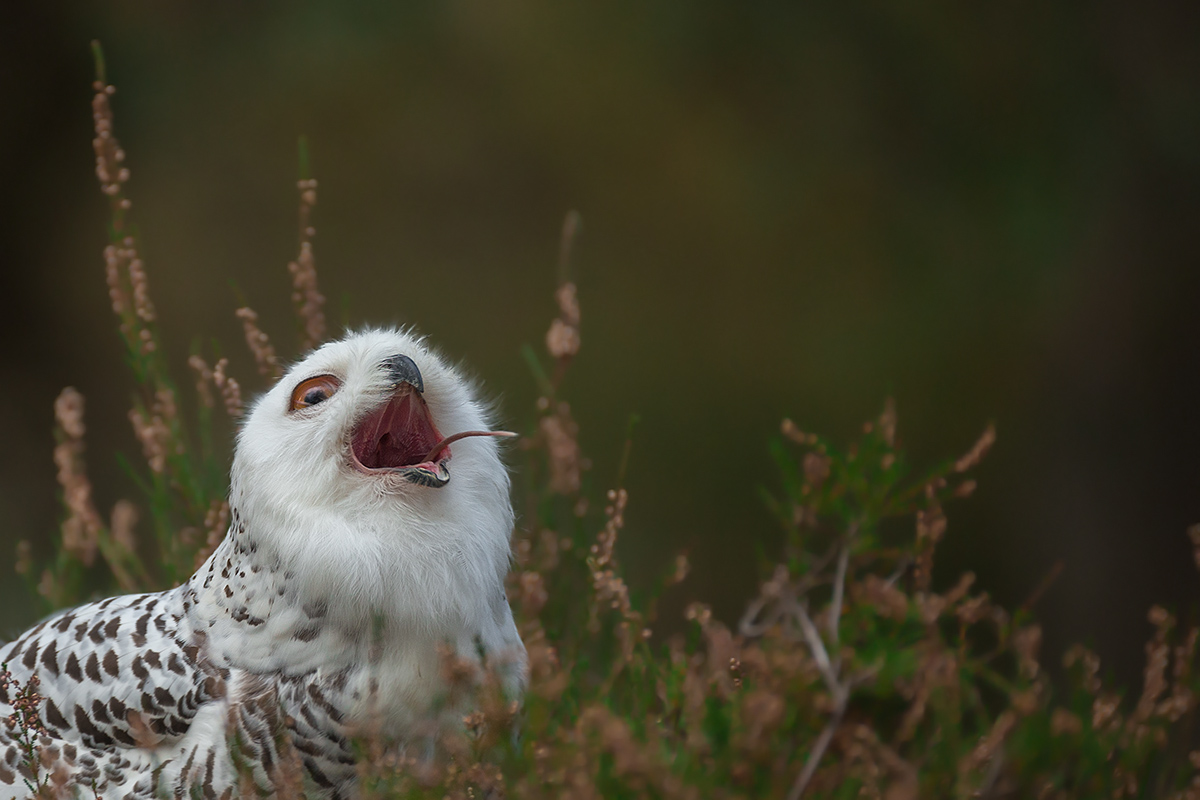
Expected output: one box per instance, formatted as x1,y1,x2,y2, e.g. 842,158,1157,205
959,709,1017,779
539,402,582,495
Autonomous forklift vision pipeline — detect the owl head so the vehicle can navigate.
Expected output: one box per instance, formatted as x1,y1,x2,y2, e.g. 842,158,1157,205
226,328,515,623
236,327,507,491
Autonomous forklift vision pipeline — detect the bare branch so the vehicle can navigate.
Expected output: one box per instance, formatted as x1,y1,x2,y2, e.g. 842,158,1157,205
829,542,850,672
787,687,848,800
795,602,838,696
885,554,912,588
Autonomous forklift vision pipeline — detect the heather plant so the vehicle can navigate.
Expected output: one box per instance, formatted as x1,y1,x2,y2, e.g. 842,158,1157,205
0,666,48,795
10,44,1200,799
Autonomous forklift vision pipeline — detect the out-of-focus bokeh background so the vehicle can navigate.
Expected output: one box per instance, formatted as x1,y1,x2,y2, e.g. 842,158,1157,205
2,3,1198,687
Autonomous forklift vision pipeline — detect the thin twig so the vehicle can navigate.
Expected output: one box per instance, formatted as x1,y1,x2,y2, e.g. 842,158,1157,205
1018,559,1064,615
739,535,846,639
788,690,848,800
739,565,793,638
557,210,582,286
795,602,838,696
884,554,912,588
787,666,880,800
829,541,850,672
975,745,1007,798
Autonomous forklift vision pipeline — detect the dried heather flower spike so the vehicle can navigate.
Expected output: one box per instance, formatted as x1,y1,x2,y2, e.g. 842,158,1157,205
516,570,549,616
212,358,244,418
878,397,897,448
955,423,996,473
1063,644,1103,695
13,541,32,576
128,253,156,324
128,406,168,474
545,284,581,359
91,45,166,366
803,451,831,489
667,553,690,586
109,499,138,553
103,245,131,320
1012,624,1042,680
911,486,946,593
103,239,156,354
236,306,281,380
592,488,627,570
588,489,641,666
289,177,325,349
540,403,582,495
1189,524,1200,572
781,418,817,446
54,388,102,566
188,355,215,408
54,387,86,440
91,73,129,210
1162,627,1199,723
193,499,229,569
585,488,640,663
1133,606,1173,724
546,211,583,361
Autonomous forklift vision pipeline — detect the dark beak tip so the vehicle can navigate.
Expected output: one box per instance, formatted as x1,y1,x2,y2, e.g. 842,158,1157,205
383,354,424,393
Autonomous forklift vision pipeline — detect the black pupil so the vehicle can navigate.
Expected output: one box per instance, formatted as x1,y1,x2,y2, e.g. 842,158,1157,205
304,387,328,405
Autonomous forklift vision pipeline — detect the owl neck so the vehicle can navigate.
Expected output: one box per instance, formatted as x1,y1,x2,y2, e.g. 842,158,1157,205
199,474,508,634
185,478,521,696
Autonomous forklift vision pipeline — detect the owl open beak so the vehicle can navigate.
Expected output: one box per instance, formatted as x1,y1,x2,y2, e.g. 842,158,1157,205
349,385,451,487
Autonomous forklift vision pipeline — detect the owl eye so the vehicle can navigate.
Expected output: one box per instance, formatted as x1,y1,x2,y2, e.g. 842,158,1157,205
290,375,341,411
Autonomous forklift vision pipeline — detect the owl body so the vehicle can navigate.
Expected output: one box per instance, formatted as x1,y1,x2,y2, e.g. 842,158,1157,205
0,329,526,799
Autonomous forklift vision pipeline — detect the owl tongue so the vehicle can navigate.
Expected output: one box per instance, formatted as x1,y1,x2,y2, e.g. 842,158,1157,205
351,389,444,471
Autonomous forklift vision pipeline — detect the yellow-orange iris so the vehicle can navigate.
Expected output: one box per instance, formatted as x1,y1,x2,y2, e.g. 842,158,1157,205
289,375,341,411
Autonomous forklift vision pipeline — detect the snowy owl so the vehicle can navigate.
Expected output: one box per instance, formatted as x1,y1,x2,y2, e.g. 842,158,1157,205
0,329,526,799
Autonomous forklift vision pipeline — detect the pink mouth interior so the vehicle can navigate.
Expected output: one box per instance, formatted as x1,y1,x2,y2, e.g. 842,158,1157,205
351,389,445,471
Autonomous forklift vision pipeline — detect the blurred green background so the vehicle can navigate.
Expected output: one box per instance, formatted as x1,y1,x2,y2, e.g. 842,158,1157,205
2,2,1198,688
